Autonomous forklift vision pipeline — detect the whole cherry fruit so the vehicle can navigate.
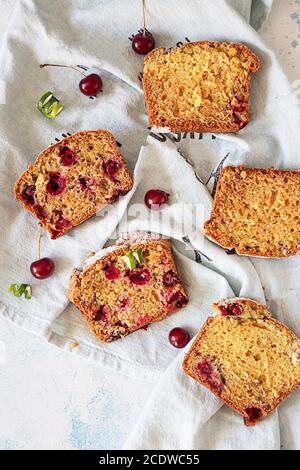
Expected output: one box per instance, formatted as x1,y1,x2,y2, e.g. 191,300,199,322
132,32,155,55
168,327,190,348
144,189,169,209
30,257,55,280
40,64,103,97
79,73,102,96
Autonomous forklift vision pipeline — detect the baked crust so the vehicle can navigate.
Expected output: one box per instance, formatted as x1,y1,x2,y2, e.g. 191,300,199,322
14,129,133,239
143,41,260,133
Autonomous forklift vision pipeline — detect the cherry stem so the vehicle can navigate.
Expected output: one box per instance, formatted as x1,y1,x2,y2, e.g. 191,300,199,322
142,0,146,35
38,223,42,259
40,63,86,77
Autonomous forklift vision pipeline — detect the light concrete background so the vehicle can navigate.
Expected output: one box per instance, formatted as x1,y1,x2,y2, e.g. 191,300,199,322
0,0,300,449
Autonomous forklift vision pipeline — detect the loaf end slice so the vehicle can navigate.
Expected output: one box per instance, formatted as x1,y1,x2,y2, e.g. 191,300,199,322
183,298,300,426
204,166,300,258
14,129,133,239
67,232,188,343
143,41,260,133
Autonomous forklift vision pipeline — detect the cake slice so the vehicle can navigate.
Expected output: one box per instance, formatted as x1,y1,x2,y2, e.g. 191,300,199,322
14,130,133,239
183,298,300,426
143,41,260,133
67,232,188,342
204,166,300,258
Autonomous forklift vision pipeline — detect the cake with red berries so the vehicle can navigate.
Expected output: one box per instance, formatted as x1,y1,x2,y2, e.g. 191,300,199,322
14,130,133,239
204,166,300,258
143,41,260,133
67,232,188,343
183,298,300,426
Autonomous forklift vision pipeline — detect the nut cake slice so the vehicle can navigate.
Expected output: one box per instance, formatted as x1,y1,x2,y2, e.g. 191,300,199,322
67,232,188,342
143,41,260,133
183,298,300,426
14,130,133,239
204,166,300,258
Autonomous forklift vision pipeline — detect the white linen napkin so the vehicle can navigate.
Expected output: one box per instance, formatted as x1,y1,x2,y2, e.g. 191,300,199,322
1,0,300,449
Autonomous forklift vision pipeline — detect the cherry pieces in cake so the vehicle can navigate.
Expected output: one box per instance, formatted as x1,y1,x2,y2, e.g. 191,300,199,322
59,147,77,167
103,160,120,182
244,406,264,426
163,270,178,287
104,264,121,281
21,185,36,205
218,302,242,317
46,172,67,196
195,357,225,392
93,305,109,324
126,267,151,285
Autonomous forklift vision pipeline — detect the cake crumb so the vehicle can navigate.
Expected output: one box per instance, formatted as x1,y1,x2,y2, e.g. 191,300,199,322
70,340,79,350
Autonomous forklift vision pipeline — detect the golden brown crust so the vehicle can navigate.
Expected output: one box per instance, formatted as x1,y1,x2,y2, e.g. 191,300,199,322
143,41,260,133
204,166,300,258
67,238,188,343
183,299,300,426
144,41,260,72
66,269,81,304
14,129,133,239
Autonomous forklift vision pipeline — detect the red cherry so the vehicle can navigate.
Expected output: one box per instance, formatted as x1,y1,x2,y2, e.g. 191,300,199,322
30,257,55,280
132,32,155,55
79,73,102,96
144,189,169,209
168,327,190,348
40,64,103,98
